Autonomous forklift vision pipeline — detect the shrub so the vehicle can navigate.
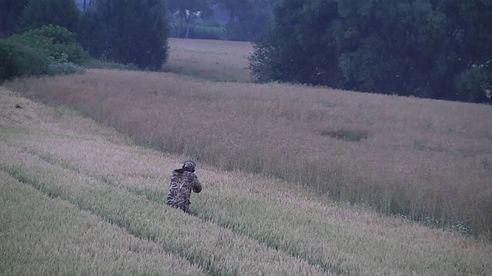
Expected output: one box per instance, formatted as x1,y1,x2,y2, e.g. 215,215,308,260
0,25,87,81
8,25,88,64
0,40,49,80
455,67,491,103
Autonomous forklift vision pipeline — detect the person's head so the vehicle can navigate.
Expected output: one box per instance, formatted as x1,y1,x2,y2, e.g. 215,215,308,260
182,160,196,173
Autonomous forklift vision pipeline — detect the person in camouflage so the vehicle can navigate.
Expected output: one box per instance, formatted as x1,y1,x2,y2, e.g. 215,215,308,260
166,160,202,213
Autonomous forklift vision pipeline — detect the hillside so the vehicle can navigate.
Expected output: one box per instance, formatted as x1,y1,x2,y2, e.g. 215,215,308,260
11,38,485,237
7,67,492,237
1,86,492,275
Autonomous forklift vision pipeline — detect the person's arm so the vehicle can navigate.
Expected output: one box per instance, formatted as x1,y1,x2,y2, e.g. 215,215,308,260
192,174,202,193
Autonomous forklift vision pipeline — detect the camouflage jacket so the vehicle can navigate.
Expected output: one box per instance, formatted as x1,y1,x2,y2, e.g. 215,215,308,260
166,169,202,212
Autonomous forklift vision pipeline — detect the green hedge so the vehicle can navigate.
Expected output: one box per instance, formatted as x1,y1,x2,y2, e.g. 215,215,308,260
0,40,50,80
0,25,88,81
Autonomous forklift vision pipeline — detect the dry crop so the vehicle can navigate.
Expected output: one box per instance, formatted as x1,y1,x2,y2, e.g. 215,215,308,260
1,87,492,275
164,38,252,82
7,68,492,238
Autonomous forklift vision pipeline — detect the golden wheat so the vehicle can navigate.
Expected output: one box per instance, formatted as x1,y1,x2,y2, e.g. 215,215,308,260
8,68,492,237
164,38,252,82
1,87,492,275
0,172,204,276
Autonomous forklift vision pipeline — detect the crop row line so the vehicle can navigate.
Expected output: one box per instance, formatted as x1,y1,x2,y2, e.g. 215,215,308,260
19,145,337,274
0,146,325,275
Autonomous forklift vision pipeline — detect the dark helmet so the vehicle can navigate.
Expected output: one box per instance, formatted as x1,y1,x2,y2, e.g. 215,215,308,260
182,160,196,172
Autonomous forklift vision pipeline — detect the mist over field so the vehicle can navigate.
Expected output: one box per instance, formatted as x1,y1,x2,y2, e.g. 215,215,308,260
1,0,492,275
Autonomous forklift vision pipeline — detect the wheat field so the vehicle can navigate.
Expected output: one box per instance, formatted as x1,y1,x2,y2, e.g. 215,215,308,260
1,86,492,275
164,38,252,82
8,67,492,237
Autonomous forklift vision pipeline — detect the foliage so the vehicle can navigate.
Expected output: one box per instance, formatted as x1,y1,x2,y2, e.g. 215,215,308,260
176,24,226,40
0,40,50,80
168,0,214,39
80,0,170,70
8,25,88,64
21,0,80,32
0,25,87,81
216,0,274,41
0,0,29,37
251,0,492,103
168,0,212,14
166,0,273,41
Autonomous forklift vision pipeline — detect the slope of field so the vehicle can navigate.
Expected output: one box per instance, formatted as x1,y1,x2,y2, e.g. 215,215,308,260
1,88,492,275
164,38,252,82
8,68,492,237
0,173,204,276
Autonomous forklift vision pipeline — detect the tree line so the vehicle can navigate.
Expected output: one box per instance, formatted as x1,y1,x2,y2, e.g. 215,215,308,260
1,0,272,68
1,0,169,71
251,0,492,103
167,0,273,41
1,0,490,103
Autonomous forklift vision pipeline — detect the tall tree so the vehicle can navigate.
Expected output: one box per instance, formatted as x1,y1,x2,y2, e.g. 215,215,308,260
21,0,80,32
0,0,29,37
80,0,169,70
168,0,212,38
251,0,492,103
215,0,274,41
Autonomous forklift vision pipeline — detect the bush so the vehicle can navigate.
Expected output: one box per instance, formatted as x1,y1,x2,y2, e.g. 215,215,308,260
8,25,88,64
455,67,492,103
0,25,87,81
0,40,50,80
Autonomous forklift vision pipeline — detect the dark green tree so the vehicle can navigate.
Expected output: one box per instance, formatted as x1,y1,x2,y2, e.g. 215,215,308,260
0,0,29,37
21,0,80,32
251,0,492,103
216,0,274,41
439,0,492,102
168,0,212,38
80,0,169,70
251,0,341,82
